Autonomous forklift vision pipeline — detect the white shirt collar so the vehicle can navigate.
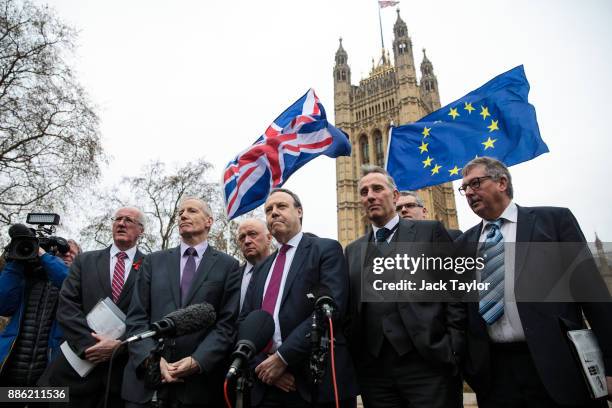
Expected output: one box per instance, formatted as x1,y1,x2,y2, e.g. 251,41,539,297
180,240,208,257
372,214,400,236
110,244,137,261
244,261,254,274
279,231,303,250
483,201,517,229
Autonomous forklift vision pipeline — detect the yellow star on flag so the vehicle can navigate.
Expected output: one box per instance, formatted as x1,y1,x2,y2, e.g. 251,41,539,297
482,137,497,150
449,166,460,176
487,119,499,132
431,164,442,175
422,127,431,137
448,107,460,120
464,102,475,114
419,141,428,154
422,156,433,168
480,106,490,120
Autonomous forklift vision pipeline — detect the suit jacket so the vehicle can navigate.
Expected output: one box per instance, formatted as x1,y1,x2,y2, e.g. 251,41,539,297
239,233,358,405
122,244,240,405
345,218,466,373
456,205,612,405
447,228,463,241
42,247,144,395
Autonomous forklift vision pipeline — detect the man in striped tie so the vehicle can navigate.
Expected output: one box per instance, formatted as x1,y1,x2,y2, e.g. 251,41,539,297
47,207,145,407
456,157,612,407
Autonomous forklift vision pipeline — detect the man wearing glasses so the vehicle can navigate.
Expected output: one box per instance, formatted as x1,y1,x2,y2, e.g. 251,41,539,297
456,157,612,407
44,207,145,407
396,191,462,239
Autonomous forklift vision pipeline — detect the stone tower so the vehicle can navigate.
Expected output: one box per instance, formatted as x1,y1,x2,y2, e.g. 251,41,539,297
334,9,459,247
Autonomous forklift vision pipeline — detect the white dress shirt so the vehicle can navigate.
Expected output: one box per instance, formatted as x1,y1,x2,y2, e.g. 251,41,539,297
263,231,304,356
371,214,400,243
478,201,525,342
109,244,137,283
240,262,254,311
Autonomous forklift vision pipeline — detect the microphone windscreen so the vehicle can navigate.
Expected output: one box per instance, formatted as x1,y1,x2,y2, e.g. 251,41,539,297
307,284,333,304
8,224,34,238
166,303,216,337
237,310,275,352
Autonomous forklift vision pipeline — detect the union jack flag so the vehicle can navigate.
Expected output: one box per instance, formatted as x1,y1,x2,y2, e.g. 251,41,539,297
223,89,351,220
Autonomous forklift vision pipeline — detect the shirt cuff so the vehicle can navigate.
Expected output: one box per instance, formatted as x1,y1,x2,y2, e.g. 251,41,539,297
275,351,288,366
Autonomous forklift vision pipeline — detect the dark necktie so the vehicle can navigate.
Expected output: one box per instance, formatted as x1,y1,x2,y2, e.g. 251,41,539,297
261,244,292,353
375,227,391,243
111,251,127,303
181,247,197,302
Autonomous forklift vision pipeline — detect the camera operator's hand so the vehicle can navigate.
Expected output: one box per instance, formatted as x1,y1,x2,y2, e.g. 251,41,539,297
84,332,121,363
38,247,46,256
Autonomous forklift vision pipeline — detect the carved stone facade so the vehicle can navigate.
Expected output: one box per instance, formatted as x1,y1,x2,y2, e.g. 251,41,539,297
334,10,459,247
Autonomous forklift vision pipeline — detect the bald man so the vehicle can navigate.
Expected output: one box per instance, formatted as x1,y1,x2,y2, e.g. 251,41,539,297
236,218,272,311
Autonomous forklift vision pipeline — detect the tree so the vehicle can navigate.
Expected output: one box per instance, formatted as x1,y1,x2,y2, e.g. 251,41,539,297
80,159,250,257
0,0,103,230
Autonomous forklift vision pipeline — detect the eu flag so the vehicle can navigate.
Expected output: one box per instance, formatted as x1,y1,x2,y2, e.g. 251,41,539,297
386,65,548,190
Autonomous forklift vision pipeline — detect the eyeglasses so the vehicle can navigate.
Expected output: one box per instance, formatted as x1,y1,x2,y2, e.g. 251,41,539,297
111,216,142,226
458,176,493,195
396,203,423,212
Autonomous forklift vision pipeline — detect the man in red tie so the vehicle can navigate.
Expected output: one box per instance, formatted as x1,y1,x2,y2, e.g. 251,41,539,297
44,207,145,407
239,188,358,408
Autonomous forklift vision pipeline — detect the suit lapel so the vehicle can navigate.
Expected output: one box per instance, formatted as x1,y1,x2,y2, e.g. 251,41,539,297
184,245,219,306
117,249,144,306
280,235,312,308
167,246,181,308
96,247,112,298
515,205,535,279
255,254,276,308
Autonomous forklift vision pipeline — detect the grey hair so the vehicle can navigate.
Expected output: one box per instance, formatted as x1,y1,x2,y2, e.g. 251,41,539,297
400,191,425,207
462,157,513,198
67,239,83,254
179,197,213,218
115,207,146,229
237,218,269,233
360,164,397,190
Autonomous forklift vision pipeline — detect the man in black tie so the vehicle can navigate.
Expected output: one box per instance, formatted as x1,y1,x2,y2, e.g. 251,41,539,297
122,198,240,408
345,165,465,408
456,157,612,407
236,218,272,312
45,207,145,408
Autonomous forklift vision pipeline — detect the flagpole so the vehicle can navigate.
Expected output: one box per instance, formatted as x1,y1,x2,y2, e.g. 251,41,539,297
378,1,385,50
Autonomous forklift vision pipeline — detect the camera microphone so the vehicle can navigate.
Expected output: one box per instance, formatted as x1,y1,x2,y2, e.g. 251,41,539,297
226,310,275,379
307,284,336,319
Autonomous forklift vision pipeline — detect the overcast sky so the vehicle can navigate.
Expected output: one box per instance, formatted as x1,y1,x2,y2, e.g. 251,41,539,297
43,0,612,243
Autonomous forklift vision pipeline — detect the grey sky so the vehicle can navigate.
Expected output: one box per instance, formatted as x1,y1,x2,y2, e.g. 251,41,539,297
44,0,612,242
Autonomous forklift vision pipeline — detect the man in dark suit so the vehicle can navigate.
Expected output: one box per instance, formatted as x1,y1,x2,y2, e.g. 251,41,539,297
396,190,462,239
240,188,357,407
122,197,240,408
346,165,465,408
456,156,612,407
236,218,271,312
45,207,145,407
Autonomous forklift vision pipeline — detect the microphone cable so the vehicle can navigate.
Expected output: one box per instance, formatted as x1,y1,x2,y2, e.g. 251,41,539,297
328,316,339,408
223,377,232,408
103,344,122,408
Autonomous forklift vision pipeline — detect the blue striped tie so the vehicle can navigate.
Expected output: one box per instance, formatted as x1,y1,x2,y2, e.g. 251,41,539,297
478,219,505,325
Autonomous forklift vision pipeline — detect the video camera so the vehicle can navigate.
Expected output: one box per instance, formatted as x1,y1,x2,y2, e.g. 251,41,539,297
5,213,69,261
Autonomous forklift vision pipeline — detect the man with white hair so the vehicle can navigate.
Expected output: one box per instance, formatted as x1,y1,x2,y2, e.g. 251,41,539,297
236,218,272,311
123,197,240,408
44,207,146,407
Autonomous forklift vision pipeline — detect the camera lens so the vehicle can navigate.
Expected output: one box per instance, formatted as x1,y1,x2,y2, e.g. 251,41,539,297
15,239,37,259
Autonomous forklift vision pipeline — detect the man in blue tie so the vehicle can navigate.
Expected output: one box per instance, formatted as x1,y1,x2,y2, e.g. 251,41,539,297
456,157,612,407
123,198,240,408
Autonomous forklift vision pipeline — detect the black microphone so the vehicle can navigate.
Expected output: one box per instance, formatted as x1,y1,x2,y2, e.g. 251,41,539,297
226,310,274,379
307,284,336,319
123,303,216,344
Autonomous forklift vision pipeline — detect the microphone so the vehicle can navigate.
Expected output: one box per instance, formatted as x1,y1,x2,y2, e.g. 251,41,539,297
123,303,216,344
307,284,336,319
226,310,274,379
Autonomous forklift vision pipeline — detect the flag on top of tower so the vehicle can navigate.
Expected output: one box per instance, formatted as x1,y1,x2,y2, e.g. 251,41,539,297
223,89,351,220
379,0,400,8
386,65,549,191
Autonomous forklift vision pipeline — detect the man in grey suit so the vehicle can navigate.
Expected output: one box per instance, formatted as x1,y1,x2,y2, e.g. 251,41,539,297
45,207,146,408
346,165,465,408
122,197,240,408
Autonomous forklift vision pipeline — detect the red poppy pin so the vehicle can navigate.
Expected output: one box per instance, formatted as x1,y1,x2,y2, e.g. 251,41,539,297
133,258,143,271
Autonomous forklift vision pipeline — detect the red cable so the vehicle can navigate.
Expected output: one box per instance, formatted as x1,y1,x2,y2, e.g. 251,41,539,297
223,377,232,408
328,316,340,408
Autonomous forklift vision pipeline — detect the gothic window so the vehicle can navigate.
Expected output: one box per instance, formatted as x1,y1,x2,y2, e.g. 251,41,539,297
341,71,346,81
398,42,406,54
336,71,341,81
360,134,370,164
374,131,384,166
